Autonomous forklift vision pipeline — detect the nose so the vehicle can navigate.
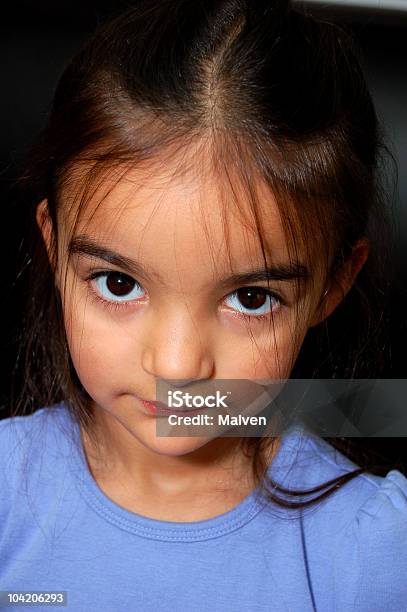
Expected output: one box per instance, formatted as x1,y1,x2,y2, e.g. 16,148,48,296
140,312,215,385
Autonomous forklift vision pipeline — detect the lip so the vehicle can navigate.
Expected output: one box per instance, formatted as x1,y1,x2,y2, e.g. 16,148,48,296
140,397,170,409
139,398,209,417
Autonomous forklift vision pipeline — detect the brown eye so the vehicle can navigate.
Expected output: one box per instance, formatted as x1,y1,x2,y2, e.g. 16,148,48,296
106,272,136,296
237,288,267,309
225,287,280,317
92,271,144,301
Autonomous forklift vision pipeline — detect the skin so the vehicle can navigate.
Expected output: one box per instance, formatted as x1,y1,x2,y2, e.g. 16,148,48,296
36,148,369,521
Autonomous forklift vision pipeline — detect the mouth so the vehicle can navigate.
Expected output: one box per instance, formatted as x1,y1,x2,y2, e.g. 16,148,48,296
140,398,170,409
139,397,209,416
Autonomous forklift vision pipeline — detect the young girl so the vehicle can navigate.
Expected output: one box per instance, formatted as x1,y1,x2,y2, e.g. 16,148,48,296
1,0,406,610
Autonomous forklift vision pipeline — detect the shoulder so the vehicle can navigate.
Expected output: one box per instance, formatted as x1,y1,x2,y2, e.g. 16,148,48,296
0,409,47,474
303,428,407,540
0,404,75,505
0,405,68,461
351,469,407,609
303,432,407,610
330,468,407,612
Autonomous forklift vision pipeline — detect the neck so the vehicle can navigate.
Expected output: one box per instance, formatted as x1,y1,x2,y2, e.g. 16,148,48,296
79,401,280,521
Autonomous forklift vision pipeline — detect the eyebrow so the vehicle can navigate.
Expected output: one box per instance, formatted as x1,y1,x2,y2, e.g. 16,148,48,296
69,235,310,288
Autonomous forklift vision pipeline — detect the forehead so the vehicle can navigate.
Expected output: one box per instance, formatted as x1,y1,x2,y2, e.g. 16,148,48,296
59,158,292,270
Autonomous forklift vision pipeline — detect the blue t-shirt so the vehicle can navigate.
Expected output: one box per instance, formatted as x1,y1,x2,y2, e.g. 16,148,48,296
0,403,406,611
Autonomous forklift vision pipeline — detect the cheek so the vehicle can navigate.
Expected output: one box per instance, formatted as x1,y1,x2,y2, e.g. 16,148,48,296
236,308,307,379
62,294,135,394
220,312,306,381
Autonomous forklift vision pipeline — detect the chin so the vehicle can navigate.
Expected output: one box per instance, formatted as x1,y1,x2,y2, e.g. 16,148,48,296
143,435,212,457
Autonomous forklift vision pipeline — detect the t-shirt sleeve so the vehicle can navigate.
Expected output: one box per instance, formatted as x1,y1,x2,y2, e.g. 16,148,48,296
333,469,407,612
0,418,16,529
0,415,34,529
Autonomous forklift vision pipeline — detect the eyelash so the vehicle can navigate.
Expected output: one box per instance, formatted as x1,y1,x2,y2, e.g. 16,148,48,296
85,270,284,322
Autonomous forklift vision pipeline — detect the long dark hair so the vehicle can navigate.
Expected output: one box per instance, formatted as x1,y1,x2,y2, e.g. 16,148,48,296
11,0,400,512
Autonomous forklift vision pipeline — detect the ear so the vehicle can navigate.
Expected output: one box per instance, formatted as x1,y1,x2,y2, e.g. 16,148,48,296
36,199,57,273
309,237,369,328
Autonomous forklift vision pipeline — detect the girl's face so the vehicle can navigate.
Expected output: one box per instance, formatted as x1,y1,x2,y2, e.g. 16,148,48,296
37,154,366,458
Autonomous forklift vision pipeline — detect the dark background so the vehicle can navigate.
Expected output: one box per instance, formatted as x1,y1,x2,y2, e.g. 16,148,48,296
1,1,406,469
